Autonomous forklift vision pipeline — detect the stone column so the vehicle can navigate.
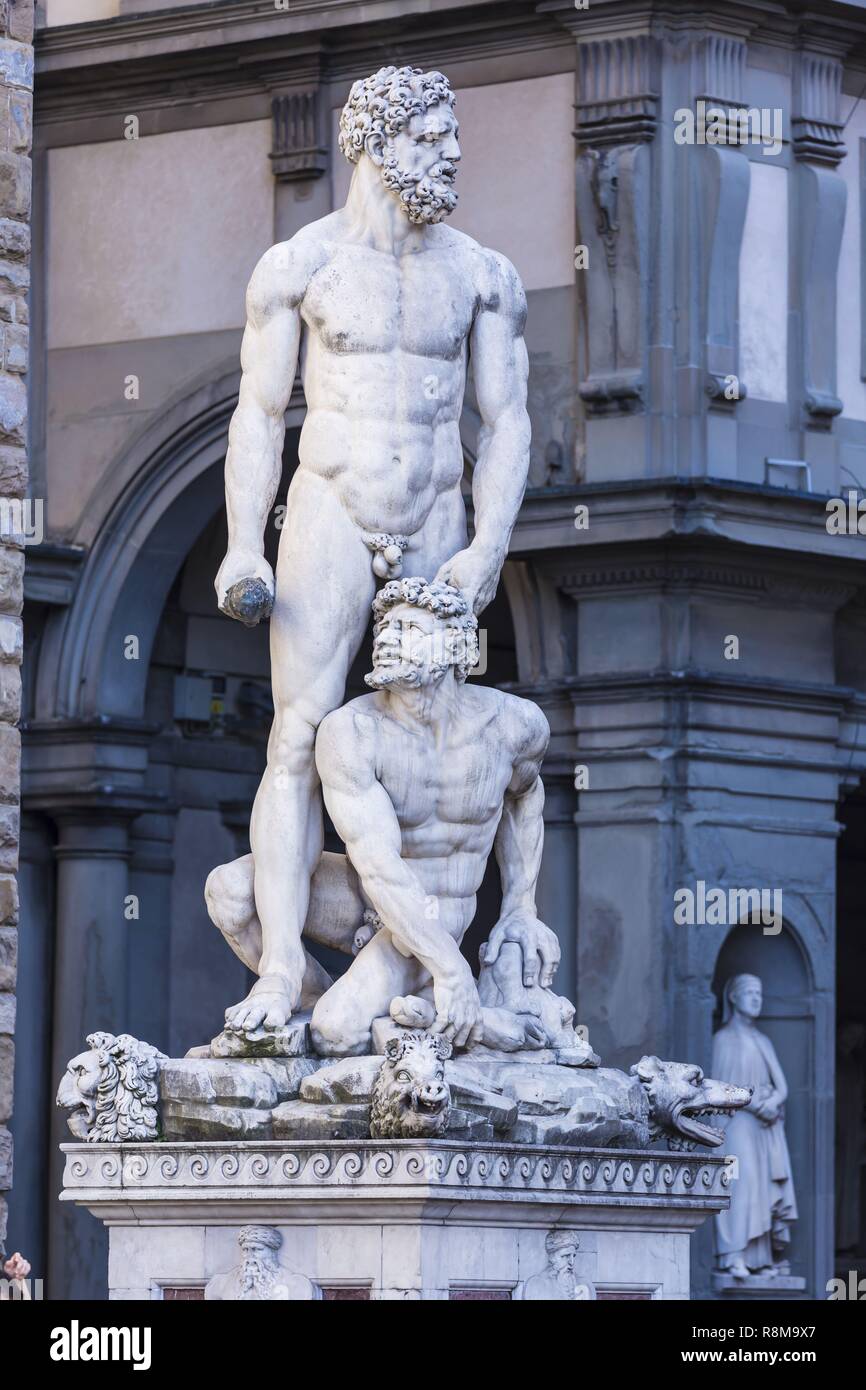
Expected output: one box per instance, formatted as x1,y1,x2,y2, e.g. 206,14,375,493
127,808,176,1053
567,21,658,479
535,771,578,1008
685,29,752,479
557,7,757,483
0,0,33,1264
45,800,144,1300
5,812,52,1280
790,45,847,479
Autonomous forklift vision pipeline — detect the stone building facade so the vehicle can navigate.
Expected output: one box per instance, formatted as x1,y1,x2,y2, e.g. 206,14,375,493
8,0,866,1299
0,0,31,1272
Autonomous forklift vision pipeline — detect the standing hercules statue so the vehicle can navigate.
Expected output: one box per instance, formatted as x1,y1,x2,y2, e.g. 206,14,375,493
214,66,531,1035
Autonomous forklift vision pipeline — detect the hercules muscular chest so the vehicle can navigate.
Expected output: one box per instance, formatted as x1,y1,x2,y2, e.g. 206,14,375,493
303,246,474,360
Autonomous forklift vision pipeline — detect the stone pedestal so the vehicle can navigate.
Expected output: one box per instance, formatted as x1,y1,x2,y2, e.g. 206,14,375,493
61,1139,734,1300
712,1272,808,1297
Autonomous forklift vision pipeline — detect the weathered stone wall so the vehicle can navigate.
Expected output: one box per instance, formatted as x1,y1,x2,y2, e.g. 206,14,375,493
0,0,32,1256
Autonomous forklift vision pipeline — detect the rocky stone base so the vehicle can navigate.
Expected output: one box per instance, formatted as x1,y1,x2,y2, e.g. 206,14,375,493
160,1046,648,1148
160,1057,320,1141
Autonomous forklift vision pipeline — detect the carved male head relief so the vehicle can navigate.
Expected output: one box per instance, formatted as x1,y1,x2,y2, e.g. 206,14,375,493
546,1229,580,1274
339,65,460,224
236,1226,282,1297
366,578,479,690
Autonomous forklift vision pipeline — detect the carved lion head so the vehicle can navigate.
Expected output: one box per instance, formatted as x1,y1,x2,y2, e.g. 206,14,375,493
56,1032,167,1143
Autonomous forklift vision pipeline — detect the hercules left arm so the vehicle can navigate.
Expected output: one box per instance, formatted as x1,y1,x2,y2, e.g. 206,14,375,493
435,251,530,614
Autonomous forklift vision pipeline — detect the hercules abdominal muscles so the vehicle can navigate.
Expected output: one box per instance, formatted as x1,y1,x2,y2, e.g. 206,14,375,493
299,413,465,532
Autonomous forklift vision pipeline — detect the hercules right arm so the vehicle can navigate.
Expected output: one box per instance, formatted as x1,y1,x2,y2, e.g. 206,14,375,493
215,242,305,620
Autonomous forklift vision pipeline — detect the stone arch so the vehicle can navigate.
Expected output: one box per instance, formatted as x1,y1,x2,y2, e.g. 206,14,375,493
711,916,814,1012
34,368,306,722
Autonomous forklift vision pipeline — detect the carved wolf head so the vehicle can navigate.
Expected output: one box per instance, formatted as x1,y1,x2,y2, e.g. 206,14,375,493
631,1056,751,1150
370,1031,452,1138
56,1032,166,1143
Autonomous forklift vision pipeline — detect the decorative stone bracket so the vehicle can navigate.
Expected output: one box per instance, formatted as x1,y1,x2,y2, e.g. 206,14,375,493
270,89,328,183
576,144,649,416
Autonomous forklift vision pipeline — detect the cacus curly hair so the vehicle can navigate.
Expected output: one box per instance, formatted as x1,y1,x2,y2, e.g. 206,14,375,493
370,577,480,684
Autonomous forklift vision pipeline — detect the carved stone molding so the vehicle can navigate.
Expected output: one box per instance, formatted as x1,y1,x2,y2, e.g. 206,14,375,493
804,389,843,420
792,53,846,168
763,576,857,610
578,371,644,413
557,560,857,610
573,35,658,148
270,90,328,183
61,1140,734,1209
698,144,750,405
696,33,747,111
558,559,767,599
794,162,847,429
576,143,649,416
705,371,748,406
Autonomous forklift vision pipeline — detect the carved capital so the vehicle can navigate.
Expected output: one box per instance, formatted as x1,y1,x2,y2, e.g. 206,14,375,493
573,35,658,148
270,89,328,184
696,32,747,111
792,53,846,167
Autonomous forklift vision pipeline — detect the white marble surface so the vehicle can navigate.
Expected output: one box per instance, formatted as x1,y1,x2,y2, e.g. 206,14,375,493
62,1139,733,1300
210,65,531,1041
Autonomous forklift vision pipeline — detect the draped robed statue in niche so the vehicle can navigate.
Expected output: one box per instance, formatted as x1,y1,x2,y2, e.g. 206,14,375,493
712,974,798,1280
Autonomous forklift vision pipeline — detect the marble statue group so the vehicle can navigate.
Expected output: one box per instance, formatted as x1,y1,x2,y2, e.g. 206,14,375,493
211,63,530,1042
57,62,796,1296
198,60,754,1168
206,62,595,1067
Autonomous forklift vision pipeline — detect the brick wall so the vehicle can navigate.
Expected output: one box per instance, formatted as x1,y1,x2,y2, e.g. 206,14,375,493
0,0,32,1257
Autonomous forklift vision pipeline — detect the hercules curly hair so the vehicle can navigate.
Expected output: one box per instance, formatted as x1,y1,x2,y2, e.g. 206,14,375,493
339,65,455,165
